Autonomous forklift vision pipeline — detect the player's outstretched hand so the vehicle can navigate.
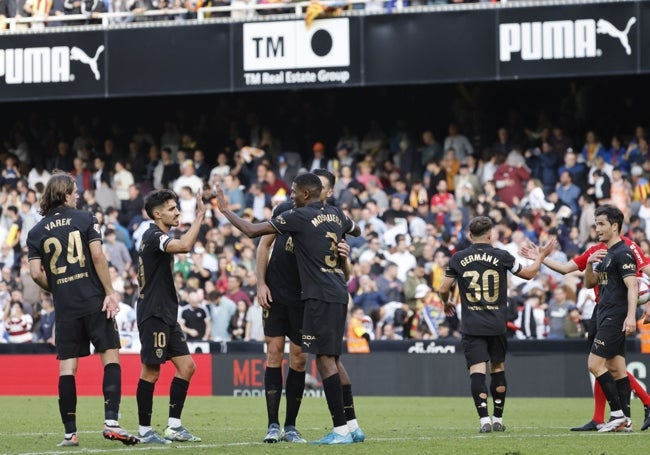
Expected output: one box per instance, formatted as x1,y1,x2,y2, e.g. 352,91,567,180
519,240,539,261
196,189,206,218
538,238,556,258
444,301,456,317
587,249,606,265
102,291,121,319
213,183,229,212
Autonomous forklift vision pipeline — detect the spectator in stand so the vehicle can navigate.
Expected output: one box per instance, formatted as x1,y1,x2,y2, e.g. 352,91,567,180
429,179,453,227
49,140,74,172
118,184,143,227
228,299,248,341
276,154,299,188
604,135,626,167
180,290,211,341
564,306,584,339
177,186,197,226
558,149,589,193
158,147,180,190
112,161,134,202
225,274,251,308
526,140,560,195
27,158,51,190
550,127,573,161
441,148,460,193
352,274,388,321
492,127,514,159
375,261,404,303
333,164,354,201
346,306,371,354
35,294,55,344
443,123,473,163
546,285,576,339
193,149,210,182
454,162,481,209
305,141,327,172
207,289,236,342
493,150,530,207
3,301,33,343
420,129,443,167
103,228,131,275
581,130,606,167
385,233,416,283
1,154,21,189
209,152,231,182
328,144,355,177
403,258,428,310
609,166,632,220
173,159,203,195
554,170,581,216
262,167,290,201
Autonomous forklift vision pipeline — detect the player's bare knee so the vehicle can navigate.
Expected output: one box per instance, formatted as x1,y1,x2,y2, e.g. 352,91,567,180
479,393,488,399
290,352,307,371
496,386,506,393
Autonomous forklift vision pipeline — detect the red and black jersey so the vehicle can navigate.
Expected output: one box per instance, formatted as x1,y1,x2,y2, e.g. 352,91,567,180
27,206,104,321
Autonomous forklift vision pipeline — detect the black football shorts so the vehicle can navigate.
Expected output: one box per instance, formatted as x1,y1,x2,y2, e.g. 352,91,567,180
139,317,190,365
461,333,507,369
591,317,626,359
55,311,120,360
263,301,304,346
301,299,347,356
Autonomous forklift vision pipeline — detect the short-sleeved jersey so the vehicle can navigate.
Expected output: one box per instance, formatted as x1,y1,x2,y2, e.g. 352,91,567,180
572,236,649,303
595,240,637,322
27,206,104,321
445,242,522,336
265,202,301,306
269,201,356,305
136,224,177,325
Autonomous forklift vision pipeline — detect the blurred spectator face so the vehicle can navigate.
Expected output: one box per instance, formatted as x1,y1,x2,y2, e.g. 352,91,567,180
194,150,205,164
181,160,195,176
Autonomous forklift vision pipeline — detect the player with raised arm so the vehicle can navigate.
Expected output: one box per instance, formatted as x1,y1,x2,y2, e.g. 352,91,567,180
214,173,362,444
521,222,650,431
27,172,138,447
257,169,358,444
439,216,555,433
135,189,206,444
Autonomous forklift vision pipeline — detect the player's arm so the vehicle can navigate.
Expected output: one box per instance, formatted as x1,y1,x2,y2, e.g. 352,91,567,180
623,274,638,335
520,240,580,274
256,234,275,309
515,238,557,279
202,312,211,341
179,317,199,338
214,183,275,238
28,258,50,291
338,238,352,281
89,240,120,319
165,191,207,254
439,275,456,316
584,249,606,289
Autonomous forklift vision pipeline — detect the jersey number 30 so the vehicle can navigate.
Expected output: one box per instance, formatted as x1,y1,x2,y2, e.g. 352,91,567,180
43,231,86,275
462,270,499,303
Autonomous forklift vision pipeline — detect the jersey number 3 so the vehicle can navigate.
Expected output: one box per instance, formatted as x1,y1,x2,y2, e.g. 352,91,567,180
43,231,86,275
463,270,499,303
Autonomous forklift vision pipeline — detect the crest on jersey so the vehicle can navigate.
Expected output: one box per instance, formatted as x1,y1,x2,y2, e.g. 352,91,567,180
275,215,287,225
94,223,101,233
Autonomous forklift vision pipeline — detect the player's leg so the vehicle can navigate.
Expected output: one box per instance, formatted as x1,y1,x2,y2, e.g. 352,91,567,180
628,373,650,430
336,359,364,442
264,335,286,443
462,334,491,433
164,322,201,442
281,341,307,442
571,315,603,431
57,358,80,447
589,332,626,433
91,312,138,445
304,299,352,444
54,318,88,447
609,354,632,431
136,318,170,444
488,335,508,432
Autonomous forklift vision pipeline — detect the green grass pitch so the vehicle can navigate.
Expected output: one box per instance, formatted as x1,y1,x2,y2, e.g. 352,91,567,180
1,396,649,454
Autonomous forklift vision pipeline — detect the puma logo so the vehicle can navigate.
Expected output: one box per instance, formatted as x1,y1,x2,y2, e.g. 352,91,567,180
596,17,636,55
70,45,105,80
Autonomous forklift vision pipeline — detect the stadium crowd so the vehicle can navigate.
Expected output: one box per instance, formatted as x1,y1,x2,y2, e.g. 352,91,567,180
0,105,649,351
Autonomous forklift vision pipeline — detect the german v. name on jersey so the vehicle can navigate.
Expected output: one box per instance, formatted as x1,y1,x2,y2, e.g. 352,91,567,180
269,201,355,305
265,201,301,306
445,243,522,336
136,224,177,325
596,240,636,323
26,207,104,320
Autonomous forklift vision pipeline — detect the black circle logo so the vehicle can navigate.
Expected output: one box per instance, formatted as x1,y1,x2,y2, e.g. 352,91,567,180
311,29,333,57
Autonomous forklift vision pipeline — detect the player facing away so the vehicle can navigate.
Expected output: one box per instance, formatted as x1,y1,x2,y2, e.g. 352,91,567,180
583,205,639,432
135,189,206,444
27,173,138,447
214,173,363,444
439,216,555,433
521,228,650,431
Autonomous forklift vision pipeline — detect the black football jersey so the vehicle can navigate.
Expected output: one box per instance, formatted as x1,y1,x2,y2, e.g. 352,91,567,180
445,243,521,336
269,201,355,305
136,224,178,325
265,202,302,306
27,206,104,321
596,240,637,323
